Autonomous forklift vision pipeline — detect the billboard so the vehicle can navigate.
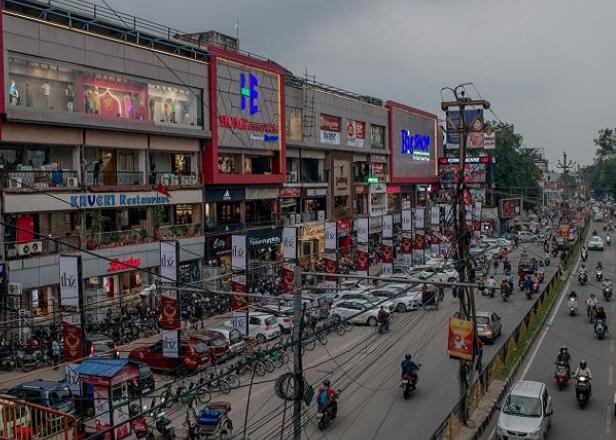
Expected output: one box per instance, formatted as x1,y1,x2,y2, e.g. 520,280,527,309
446,109,484,149
346,120,366,147
320,114,341,145
388,102,438,182
447,317,474,360
499,198,523,219
216,58,282,150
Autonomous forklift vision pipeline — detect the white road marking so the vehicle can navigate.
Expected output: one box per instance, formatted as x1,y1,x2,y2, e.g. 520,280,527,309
521,273,573,379
610,365,614,386
607,404,613,435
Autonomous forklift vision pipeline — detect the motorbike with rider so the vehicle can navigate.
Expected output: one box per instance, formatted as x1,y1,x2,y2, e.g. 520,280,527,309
586,293,599,323
604,278,613,301
594,306,608,339
377,306,391,334
317,380,339,430
554,346,571,390
578,264,588,285
568,290,579,316
400,354,420,399
575,361,592,408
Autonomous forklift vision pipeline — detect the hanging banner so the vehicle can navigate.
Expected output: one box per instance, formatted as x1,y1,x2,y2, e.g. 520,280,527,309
325,221,337,250
413,232,426,265
59,255,81,308
382,215,393,239
62,314,82,361
160,290,179,330
159,241,179,282
324,221,338,295
401,235,413,266
382,214,394,275
473,202,482,220
447,317,474,361
232,235,247,271
282,227,297,260
162,330,179,359
401,209,413,232
230,274,248,311
414,208,425,230
431,206,440,226
356,217,369,277
282,264,296,294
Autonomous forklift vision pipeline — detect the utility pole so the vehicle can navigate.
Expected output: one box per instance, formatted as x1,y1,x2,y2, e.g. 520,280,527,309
557,151,575,200
441,87,490,424
292,272,305,440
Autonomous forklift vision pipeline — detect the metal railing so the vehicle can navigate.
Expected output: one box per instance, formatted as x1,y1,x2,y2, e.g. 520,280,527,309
87,228,151,249
86,170,144,186
4,236,80,260
0,170,80,191
152,171,199,186
157,223,202,239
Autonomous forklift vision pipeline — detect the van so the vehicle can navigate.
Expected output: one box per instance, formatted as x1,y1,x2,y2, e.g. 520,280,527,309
496,380,552,439
8,380,76,415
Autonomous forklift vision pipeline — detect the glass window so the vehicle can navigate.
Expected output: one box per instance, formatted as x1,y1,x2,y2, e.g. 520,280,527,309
286,108,303,141
7,54,203,128
370,124,386,149
353,162,369,182
218,154,241,174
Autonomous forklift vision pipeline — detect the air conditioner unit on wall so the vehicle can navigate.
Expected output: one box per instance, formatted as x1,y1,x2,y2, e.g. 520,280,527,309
16,241,42,256
8,283,22,296
67,177,79,187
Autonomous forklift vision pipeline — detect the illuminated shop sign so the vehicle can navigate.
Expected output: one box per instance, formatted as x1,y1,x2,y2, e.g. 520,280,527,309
68,193,170,208
107,257,142,272
240,72,259,115
438,156,495,165
401,129,431,161
250,134,280,143
218,115,279,133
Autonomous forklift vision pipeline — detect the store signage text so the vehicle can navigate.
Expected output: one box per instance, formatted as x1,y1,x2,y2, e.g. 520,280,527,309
248,235,282,248
438,156,494,165
401,129,431,160
250,134,279,143
107,257,141,272
69,193,170,208
240,72,259,115
219,115,279,133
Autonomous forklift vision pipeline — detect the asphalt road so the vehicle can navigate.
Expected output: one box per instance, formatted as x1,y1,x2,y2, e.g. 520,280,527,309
482,222,615,440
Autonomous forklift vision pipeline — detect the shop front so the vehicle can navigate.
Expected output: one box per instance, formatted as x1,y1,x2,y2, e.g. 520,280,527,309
330,155,352,219
368,183,387,216
204,187,245,230
245,187,280,227
246,227,283,288
205,232,232,270
387,185,401,212
298,222,325,270
368,216,383,272
301,188,327,223
280,187,301,225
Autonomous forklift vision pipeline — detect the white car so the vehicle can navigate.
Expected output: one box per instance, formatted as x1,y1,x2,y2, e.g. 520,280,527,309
412,267,459,284
370,284,422,312
517,231,537,242
588,236,604,250
336,289,395,311
224,312,281,344
330,300,382,326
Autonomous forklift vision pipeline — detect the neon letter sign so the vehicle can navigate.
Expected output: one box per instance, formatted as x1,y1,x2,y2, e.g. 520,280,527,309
240,73,259,115
401,129,431,161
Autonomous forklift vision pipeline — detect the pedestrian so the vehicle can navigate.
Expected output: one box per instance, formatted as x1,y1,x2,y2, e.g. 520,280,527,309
92,159,101,186
51,339,60,367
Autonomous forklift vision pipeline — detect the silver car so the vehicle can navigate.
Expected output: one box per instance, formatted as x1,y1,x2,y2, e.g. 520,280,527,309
496,381,552,440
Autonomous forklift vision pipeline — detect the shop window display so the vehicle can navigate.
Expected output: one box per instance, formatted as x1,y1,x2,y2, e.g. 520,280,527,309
7,54,202,128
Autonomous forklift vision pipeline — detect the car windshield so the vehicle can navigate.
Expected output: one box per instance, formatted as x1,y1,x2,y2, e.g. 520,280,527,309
475,316,490,325
363,295,381,303
503,395,542,417
265,317,278,326
191,342,209,353
209,338,227,347
49,386,72,406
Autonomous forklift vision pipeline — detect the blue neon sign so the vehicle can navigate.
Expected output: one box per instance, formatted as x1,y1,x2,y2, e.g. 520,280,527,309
240,72,259,115
401,129,431,160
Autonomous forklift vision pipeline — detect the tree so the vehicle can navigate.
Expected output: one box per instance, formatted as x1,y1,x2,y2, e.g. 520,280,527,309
593,128,616,160
584,128,616,199
490,122,542,208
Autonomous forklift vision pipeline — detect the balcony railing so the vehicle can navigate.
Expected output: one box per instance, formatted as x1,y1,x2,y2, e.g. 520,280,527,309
87,171,144,186
157,223,202,239
152,172,199,187
86,228,152,250
5,235,80,260
0,170,80,191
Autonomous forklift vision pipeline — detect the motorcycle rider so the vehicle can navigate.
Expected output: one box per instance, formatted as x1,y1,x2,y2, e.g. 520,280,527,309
556,346,572,372
524,274,533,294
486,276,498,296
575,360,592,380
377,306,391,332
586,293,599,321
595,306,608,331
597,262,603,271
579,264,588,282
317,380,338,416
603,278,613,291
568,290,578,300
401,354,420,388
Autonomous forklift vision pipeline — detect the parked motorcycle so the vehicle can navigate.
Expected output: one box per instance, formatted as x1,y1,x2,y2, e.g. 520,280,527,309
576,376,592,409
554,362,570,390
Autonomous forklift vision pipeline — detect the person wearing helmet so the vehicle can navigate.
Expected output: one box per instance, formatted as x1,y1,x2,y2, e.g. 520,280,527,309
556,346,571,368
575,360,592,380
595,306,608,328
586,293,599,321
317,379,338,414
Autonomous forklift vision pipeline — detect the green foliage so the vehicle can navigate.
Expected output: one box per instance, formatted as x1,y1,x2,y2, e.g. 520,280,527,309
490,122,542,208
583,128,616,198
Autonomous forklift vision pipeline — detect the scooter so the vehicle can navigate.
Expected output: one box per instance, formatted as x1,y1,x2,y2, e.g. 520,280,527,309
568,298,579,316
317,391,340,430
596,270,603,281
578,273,588,286
501,284,512,302
605,287,613,302
129,403,153,439
554,362,570,390
401,373,418,400
581,252,588,262
576,376,592,409
595,319,608,340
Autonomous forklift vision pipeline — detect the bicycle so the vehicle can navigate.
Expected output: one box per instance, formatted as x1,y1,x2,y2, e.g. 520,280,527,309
238,352,274,377
268,342,290,368
302,330,328,353
200,369,231,395
160,378,210,408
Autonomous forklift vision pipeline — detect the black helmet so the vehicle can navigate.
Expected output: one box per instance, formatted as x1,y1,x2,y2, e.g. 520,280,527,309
405,354,412,361
580,360,587,369
560,345,568,353
323,379,331,387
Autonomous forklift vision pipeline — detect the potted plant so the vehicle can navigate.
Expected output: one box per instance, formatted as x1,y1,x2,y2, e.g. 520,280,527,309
87,211,107,250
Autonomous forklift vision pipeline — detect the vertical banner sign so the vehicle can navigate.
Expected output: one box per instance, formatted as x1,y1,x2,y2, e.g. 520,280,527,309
401,209,413,266
230,235,248,312
60,255,83,361
160,241,179,359
473,202,482,232
356,217,369,278
324,222,338,296
160,241,179,282
431,206,440,226
414,208,425,230
382,214,394,275
413,231,426,265
447,317,474,360
282,227,298,294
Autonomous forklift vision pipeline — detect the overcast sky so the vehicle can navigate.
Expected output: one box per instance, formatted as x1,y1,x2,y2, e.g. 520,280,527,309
106,0,616,166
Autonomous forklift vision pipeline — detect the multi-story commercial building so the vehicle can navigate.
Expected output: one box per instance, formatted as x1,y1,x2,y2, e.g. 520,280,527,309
0,0,440,331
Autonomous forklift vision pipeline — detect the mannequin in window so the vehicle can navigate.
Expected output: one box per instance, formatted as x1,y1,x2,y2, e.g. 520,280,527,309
42,82,51,109
170,100,177,123
8,80,19,105
65,84,75,112
84,88,93,114
149,97,156,121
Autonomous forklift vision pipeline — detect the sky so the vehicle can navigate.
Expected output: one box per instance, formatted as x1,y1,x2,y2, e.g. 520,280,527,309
105,0,616,166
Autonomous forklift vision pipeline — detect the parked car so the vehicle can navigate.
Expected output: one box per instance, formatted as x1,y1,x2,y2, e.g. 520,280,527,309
253,305,294,333
495,381,552,440
206,325,245,356
336,289,394,311
8,379,76,415
128,360,156,397
85,334,119,359
475,311,502,343
413,267,459,284
128,337,211,375
190,330,233,362
588,235,604,250
224,313,281,344
517,230,538,242
330,300,381,326
370,284,422,312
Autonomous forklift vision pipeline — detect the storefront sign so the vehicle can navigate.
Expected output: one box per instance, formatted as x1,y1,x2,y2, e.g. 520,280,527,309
369,183,386,194
68,193,170,209
162,329,179,359
499,198,522,219
401,209,413,232
280,187,301,198
446,109,484,150
438,156,494,165
414,208,425,229
282,227,298,260
325,222,337,251
387,186,401,194
206,234,232,257
371,163,385,176
346,120,366,148
232,235,247,270
320,114,341,145
205,187,245,202
447,317,474,360
333,160,350,195
401,129,431,161
107,257,141,273
160,241,179,282
303,188,328,197
62,314,82,361
59,255,81,308
247,228,282,250
230,274,248,313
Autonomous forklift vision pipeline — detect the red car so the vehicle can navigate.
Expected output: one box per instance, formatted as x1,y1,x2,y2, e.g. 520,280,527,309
128,337,211,375
190,331,232,362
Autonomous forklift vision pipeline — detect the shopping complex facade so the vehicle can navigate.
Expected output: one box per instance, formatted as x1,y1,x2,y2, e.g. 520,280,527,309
0,0,454,332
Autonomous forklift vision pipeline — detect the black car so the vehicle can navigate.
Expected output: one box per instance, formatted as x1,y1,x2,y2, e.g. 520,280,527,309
8,379,76,415
129,360,155,397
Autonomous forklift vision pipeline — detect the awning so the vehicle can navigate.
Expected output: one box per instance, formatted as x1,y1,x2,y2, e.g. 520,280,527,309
73,359,130,377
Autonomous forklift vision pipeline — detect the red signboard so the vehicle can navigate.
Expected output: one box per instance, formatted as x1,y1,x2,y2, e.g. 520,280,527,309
63,318,82,361
355,249,369,271
282,265,295,294
381,243,393,263
447,317,474,361
107,257,141,272
160,295,179,330
401,236,413,253
320,114,341,132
